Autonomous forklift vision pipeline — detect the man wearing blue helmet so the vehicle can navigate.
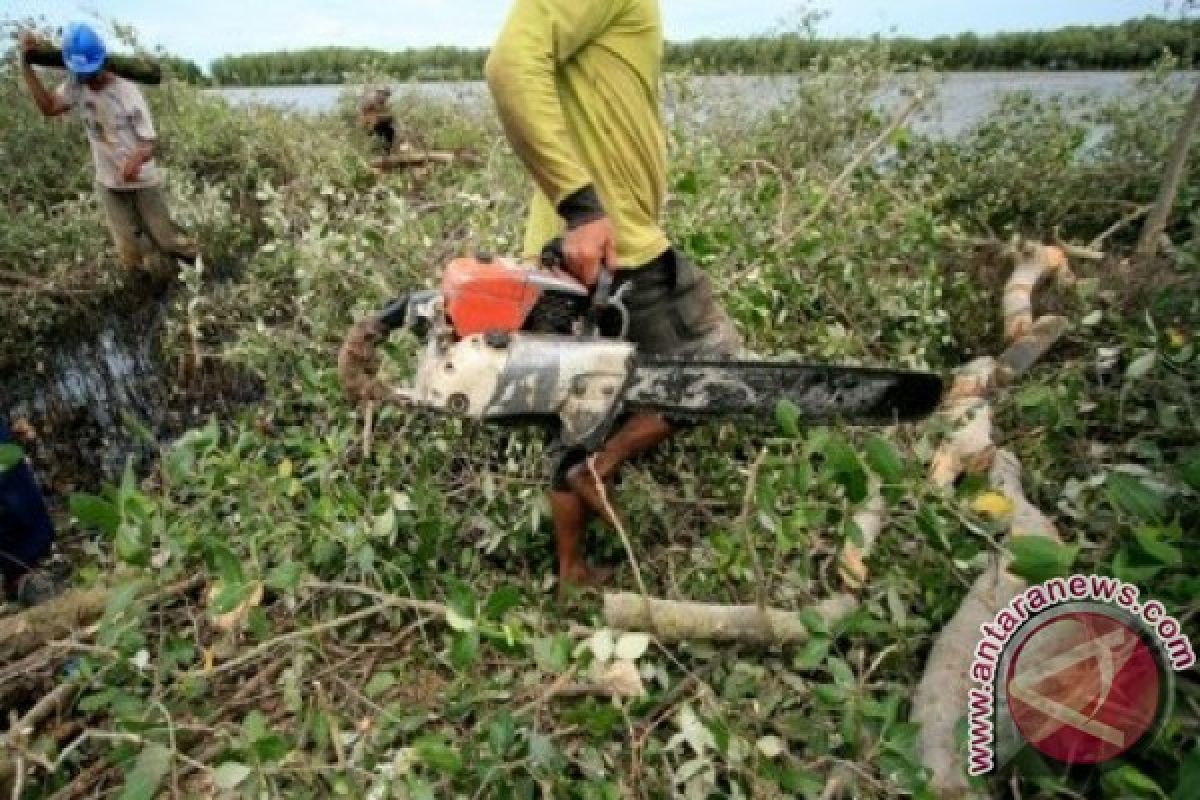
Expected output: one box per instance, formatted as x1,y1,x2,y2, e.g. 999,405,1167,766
18,24,196,274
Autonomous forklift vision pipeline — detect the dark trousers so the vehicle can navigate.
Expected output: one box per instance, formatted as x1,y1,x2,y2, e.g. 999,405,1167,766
372,119,396,152
0,421,53,587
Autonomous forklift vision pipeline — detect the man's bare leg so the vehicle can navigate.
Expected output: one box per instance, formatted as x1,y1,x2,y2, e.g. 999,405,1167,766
550,489,611,590
566,412,673,525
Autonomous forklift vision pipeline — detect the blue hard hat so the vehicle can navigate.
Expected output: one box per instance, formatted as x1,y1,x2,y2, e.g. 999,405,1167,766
62,22,107,78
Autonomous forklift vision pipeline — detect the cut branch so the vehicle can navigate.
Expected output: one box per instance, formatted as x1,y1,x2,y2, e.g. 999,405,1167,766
1137,80,1200,257
603,592,856,644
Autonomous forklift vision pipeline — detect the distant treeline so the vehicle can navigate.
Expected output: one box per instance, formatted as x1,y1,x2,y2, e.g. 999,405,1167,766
207,16,1198,86
158,54,208,85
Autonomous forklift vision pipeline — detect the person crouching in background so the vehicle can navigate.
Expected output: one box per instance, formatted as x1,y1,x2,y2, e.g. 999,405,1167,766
359,86,396,153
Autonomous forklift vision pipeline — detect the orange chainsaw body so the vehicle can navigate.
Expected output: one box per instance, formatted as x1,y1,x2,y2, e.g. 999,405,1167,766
440,255,587,338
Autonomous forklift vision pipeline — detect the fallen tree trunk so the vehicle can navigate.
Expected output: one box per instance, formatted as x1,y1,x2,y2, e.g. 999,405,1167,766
371,150,477,172
913,556,1024,799
0,588,110,664
24,44,163,85
603,592,856,644
0,576,202,665
914,242,1075,797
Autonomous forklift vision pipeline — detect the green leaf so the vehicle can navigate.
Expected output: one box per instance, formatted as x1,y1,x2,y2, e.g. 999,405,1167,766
775,399,800,437
564,700,622,738
70,493,120,536
1125,350,1157,381
1008,536,1078,582
118,743,173,800
483,585,523,619
795,637,830,669
864,435,904,484
204,541,245,587
529,732,564,772
489,711,515,756
449,630,480,669
115,522,149,567
444,607,476,633
265,562,303,591
798,608,830,636
1133,526,1182,566
446,577,477,619
212,762,251,791
414,735,461,774
1106,472,1166,523
1178,449,1200,492
0,443,24,472
1173,749,1200,800
242,710,270,743
1102,764,1166,798
533,634,571,673
364,671,397,699
823,434,868,503
826,656,856,688
251,734,290,764
211,580,253,615
674,170,699,196
372,508,396,538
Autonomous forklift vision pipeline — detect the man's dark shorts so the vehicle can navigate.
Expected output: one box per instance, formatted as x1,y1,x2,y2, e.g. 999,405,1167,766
545,248,742,488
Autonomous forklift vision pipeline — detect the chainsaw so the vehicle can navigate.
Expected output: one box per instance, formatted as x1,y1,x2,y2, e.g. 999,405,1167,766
338,247,944,450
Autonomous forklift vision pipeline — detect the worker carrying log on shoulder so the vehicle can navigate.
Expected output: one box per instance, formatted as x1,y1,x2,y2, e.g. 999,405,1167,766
484,0,743,588
359,86,396,153
18,24,197,276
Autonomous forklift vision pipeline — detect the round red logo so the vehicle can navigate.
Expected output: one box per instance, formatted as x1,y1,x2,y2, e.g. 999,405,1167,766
1005,610,1163,765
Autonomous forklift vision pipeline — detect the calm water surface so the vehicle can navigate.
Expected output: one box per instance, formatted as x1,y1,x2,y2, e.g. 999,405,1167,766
212,72,1187,138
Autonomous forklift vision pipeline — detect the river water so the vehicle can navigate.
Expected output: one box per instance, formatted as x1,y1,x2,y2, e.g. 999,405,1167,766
212,71,1185,138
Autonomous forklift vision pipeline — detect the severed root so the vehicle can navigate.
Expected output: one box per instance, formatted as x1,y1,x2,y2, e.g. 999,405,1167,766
603,592,856,644
1002,243,1074,343
337,317,390,405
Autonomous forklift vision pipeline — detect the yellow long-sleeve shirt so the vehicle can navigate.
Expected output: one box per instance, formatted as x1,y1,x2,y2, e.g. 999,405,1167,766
485,0,669,269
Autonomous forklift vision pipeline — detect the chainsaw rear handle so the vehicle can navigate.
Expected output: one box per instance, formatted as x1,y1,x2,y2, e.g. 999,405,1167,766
539,238,627,338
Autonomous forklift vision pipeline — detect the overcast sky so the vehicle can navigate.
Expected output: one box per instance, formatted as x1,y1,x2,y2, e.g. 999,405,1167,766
6,1,1177,65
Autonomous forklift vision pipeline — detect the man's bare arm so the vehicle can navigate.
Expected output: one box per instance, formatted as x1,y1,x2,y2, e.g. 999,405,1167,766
18,31,69,118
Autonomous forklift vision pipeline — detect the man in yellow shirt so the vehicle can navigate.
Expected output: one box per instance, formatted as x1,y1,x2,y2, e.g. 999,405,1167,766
486,0,741,588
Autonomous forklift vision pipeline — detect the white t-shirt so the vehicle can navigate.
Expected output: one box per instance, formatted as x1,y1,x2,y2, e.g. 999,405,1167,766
57,76,161,190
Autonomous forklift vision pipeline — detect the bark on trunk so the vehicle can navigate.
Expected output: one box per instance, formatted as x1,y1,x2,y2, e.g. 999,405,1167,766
1136,80,1200,257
